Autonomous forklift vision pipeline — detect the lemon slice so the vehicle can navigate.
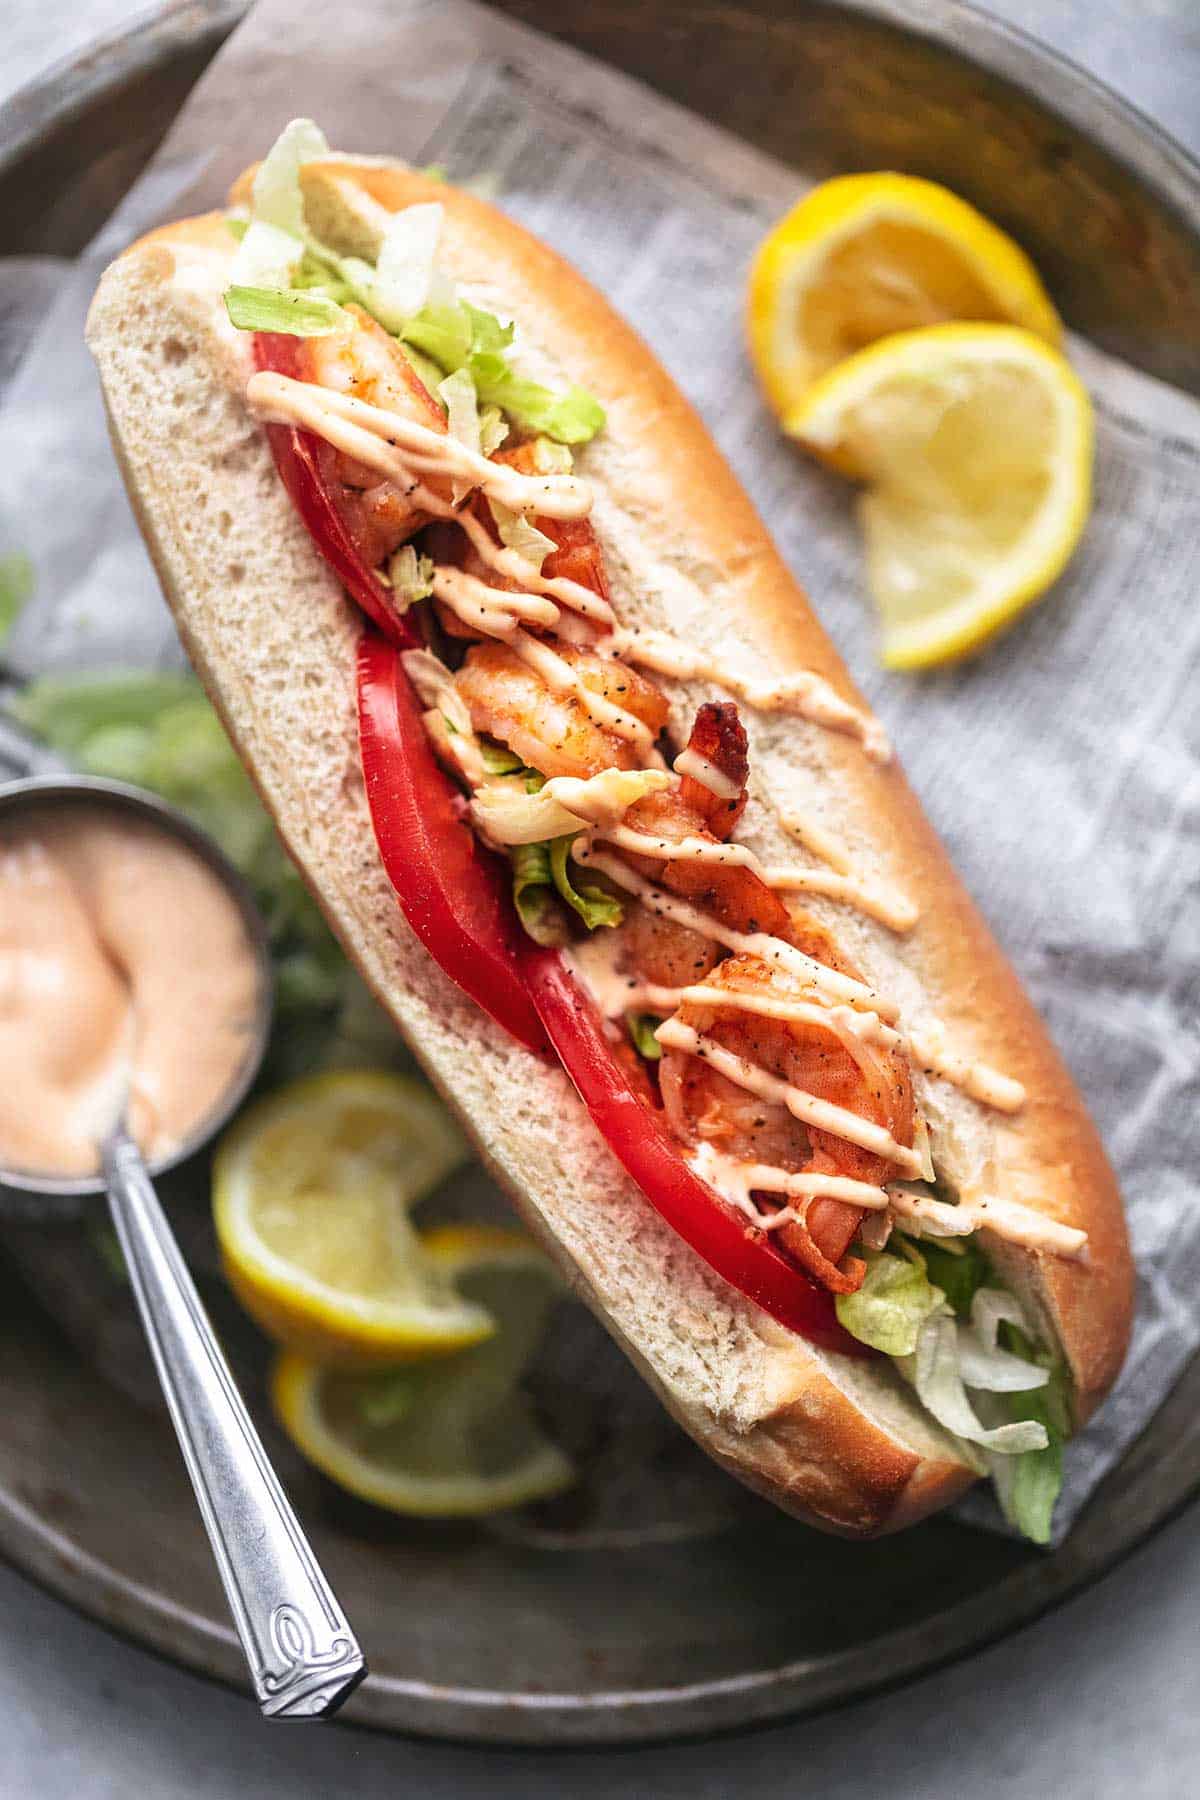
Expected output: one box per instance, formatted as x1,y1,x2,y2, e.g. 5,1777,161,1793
271,1225,575,1516
748,172,1061,416
213,1070,488,1367
786,323,1093,669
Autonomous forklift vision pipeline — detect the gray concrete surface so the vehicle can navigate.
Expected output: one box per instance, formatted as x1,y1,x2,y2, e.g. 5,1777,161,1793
3,2,1199,1794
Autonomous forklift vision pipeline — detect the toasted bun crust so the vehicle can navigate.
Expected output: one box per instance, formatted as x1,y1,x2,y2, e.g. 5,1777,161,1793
84,158,1132,1535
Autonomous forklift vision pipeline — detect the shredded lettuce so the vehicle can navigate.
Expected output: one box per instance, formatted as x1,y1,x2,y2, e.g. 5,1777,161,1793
549,836,623,930
984,1328,1071,1545
225,285,347,336
835,1234,1068,1538
401,297,505,373
989,1421,1063,1545
900,1309,1049,1456
479,740,526,776
290,248,354,304
479,406,509,456
956,1292,1051,1394
508,834,621,940
473,783,591,847
226,121,604,445
438,365,486,501
226,129,367,316
397,340,449,401
918,1236,989,1316
510,841,568,947
247,117,329,240
473,366,606,445
489,499,557,571
835,1245,944,1356
384,545,435,608
227,118,335,306
227,114,330,291
527,436,573,474
229,219,307,293
344,202,444,333
402,299,605,445
474,768,665,848
626,1014,664,1062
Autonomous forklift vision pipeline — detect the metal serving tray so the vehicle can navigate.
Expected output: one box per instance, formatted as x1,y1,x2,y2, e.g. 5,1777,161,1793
0,0,1196,1745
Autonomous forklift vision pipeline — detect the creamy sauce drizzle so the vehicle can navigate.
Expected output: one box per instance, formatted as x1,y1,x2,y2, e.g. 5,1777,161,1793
246,378,662,754
252,370,902,780
778,810,855,874
607,627,892,762
509,630,655,748
583,933,1058,1252
455,506,615,628
539,770,670,829
907,1020,1026,1114
246,371,590,520
247,373,616,647
251,359,1055,1249
775,810,918,932
574,842,898,1019
887,1185,1087,1259
595,823,917,934
673,746,741,801
431,564,559,636
655,981,899,1047
655,1017,924,1176
689,1143,890,1228
249,375,893,762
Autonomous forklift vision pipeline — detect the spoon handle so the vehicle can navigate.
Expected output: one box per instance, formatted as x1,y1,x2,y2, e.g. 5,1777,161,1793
102,1127,366,1718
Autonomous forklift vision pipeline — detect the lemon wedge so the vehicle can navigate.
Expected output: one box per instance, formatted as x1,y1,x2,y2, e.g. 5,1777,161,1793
271,1225,575,1516
748,172,1061,416
786,323,1093,669
213,1070,488,1367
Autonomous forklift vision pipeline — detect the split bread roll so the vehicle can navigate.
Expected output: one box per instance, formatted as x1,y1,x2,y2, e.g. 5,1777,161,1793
86,159,1133,1536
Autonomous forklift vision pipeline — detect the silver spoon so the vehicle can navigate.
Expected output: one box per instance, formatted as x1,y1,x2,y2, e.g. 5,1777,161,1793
0,775,366,1719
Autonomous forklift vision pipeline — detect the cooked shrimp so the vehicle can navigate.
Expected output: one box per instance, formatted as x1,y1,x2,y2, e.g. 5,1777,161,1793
453,639,669,779
450,628,909,1293
491,442,611,596
671,700,748,837
659,954,914,1290
301,305,451,567
599,702,754,986
427,440,611,641
620,702,786,939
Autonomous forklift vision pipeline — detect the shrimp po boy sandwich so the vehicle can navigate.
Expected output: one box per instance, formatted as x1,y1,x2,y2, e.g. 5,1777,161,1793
87,121,1133,1541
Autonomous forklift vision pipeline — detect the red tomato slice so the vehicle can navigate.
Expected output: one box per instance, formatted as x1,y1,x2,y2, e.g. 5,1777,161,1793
356,632,548,1054
254,333,414,644
518,947,865,1354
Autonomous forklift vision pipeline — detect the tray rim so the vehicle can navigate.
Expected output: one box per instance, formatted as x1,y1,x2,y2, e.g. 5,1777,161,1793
0,0,1198,1748
5,0,1200,256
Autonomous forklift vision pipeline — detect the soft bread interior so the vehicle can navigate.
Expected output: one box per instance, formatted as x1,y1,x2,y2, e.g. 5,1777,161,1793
85,160,1129,1530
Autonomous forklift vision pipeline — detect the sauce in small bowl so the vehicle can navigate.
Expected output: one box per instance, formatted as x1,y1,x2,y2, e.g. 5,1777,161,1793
0,777,272,1192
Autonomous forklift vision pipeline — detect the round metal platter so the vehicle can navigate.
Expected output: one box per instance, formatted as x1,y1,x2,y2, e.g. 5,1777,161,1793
0,0,1197,1747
